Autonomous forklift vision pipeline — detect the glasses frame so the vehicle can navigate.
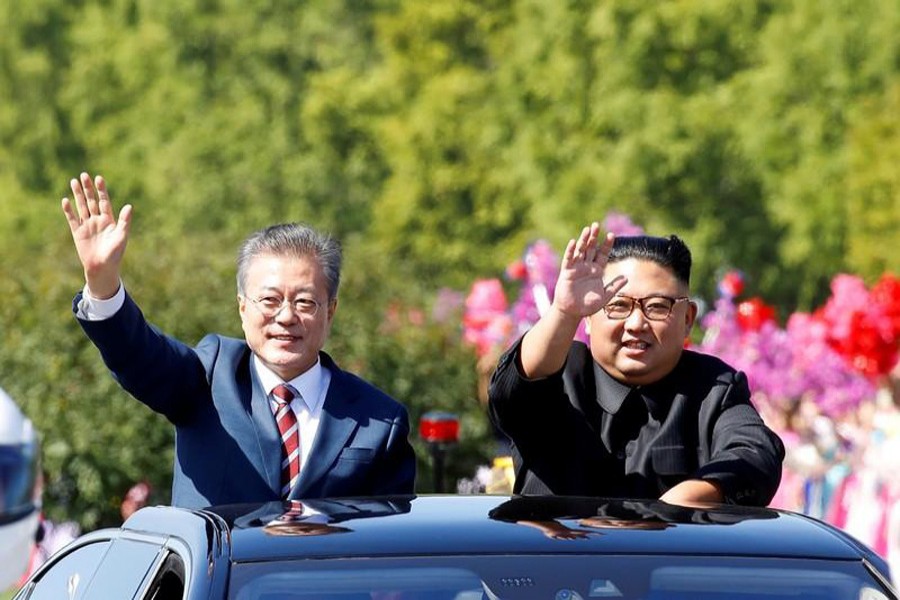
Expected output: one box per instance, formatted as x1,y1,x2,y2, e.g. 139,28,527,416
243,294,322,319
602,295,690,322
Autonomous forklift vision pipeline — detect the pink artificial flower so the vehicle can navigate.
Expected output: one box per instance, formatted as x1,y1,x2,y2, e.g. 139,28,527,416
819,274,869,343
507,240,560,339
603,212,645,237
696,270,877,419
523,240,560,291
465,279,508,314
786,312,876,416
462,279,513,357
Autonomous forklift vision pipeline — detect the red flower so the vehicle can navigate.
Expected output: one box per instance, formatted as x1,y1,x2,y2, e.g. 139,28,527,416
736,297,776,332
505,259,527,281
871,273,900,339
719,270,745,298
818,274,899,378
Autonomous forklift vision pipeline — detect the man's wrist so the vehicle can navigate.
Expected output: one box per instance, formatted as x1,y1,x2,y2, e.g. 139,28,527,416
84,271,122,300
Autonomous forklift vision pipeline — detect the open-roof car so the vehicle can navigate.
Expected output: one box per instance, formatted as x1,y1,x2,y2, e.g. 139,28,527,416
14,495,898,600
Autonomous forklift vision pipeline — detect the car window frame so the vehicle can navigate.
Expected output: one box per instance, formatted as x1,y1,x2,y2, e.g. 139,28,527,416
81,534,170,599
13,531,114,600
13,528,202,600
90,529,198,600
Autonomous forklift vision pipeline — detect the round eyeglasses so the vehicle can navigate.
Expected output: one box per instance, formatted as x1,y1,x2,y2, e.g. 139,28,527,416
243,295,321,319
602,295,690,321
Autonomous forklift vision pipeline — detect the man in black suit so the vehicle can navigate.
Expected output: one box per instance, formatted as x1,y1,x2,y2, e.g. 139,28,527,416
489,223,784,506
62,172,415,507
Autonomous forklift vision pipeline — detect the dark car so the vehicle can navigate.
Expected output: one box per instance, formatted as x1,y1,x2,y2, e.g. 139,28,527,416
13,495,898,600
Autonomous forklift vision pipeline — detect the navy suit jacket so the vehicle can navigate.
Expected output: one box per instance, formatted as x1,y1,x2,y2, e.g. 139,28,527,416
75,291,416,508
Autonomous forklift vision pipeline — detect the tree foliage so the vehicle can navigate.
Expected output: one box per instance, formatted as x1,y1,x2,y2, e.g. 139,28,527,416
1,0,899,528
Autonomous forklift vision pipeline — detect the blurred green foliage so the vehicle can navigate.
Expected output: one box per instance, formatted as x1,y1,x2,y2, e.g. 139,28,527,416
1,0,899,529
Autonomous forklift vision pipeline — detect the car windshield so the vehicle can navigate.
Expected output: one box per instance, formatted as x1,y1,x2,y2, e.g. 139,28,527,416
229,554,896,600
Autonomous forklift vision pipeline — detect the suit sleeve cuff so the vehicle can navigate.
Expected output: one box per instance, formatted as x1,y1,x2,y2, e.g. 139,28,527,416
76,280,126,320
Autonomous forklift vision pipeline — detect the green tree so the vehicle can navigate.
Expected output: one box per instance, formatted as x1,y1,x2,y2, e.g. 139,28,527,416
731,0,900,306
845,81,900,279
363,1,533,288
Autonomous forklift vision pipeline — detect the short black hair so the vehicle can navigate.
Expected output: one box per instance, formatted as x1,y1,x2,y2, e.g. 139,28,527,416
608,235,692,286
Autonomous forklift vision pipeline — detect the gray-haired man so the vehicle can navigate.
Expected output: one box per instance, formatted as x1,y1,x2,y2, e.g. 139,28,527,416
63,172,415,508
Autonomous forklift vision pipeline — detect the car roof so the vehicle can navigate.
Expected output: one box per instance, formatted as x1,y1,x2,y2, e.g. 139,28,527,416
123,495,877,565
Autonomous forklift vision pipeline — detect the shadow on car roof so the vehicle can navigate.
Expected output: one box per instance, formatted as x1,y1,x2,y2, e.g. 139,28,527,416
121,495,875,563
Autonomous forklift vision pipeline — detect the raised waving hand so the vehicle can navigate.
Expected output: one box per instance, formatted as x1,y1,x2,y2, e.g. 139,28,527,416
518,222,626,378
61,172,132,299
553,222,624,318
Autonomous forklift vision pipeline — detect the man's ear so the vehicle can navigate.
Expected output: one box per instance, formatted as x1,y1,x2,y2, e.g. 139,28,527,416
684,300,698,333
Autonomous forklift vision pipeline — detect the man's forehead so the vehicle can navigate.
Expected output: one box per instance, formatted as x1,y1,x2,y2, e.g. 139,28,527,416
244,254,326,289
246,253,319,274
248,250,316,266
606,258,685,292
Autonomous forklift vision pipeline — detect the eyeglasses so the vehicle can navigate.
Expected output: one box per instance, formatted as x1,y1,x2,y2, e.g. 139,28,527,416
602,295,690,321
243,295,321,319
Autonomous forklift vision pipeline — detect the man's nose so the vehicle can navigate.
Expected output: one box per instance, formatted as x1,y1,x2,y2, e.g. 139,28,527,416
274,304,300,324
624,306,650,329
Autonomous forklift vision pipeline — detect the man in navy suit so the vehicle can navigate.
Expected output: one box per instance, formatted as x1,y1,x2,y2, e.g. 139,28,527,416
61,172,416,508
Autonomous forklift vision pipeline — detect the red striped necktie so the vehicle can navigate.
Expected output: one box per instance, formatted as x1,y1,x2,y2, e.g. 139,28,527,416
278,500,305,522
272,384,301,497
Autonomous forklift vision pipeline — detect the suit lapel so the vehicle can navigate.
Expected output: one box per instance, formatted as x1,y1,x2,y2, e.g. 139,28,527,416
292,357,358,497
246,365,284,495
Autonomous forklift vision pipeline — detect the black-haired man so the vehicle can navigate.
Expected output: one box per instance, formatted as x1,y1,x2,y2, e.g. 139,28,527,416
489,223,784,506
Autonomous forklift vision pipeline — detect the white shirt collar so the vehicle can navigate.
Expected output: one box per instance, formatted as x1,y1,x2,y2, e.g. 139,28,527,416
252,355,327,412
